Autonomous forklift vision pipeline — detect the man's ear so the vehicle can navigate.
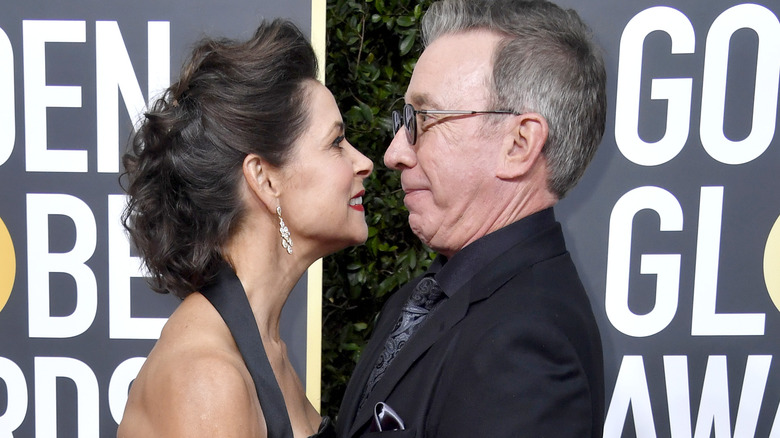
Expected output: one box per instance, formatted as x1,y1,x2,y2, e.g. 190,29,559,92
242,153,281,213
496,112,548,179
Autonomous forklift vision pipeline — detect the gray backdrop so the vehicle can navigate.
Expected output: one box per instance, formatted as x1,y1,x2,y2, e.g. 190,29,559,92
556,0,780,436
0,1,313,437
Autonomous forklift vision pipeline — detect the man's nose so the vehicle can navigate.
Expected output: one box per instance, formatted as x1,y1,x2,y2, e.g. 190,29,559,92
384,129,416,170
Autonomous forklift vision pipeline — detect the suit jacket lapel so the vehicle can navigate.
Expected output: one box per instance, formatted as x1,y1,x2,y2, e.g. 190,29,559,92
348,282,471,436
338,280,415,435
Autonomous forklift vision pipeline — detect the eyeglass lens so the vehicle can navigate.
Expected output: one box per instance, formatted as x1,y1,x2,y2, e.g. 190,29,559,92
391,104,417,145
403,104,416,145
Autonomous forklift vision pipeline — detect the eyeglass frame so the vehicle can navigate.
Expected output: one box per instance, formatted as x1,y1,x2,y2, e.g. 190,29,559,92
391,103,520,145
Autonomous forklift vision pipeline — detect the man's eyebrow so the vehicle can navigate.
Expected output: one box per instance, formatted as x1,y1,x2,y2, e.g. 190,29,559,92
406,92,439,109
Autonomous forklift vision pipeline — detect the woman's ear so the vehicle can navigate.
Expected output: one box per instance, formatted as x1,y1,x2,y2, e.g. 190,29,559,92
496,112,549,179
242,154,281,213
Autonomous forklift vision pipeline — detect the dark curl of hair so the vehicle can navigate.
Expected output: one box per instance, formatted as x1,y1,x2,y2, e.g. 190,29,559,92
121,19,318,298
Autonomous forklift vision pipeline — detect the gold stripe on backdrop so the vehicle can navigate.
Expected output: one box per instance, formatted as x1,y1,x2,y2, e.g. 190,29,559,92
307,0,327,412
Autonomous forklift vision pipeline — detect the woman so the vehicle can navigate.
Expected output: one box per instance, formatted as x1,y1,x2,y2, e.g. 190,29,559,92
117,20,373,437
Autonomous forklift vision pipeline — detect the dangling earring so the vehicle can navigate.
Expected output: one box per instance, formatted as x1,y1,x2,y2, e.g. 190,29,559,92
277,206,293,254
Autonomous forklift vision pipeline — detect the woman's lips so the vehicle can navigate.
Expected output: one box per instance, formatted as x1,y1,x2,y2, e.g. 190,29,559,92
349,191,365,212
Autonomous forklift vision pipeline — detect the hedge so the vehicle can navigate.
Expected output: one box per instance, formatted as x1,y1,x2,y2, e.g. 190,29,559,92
322,0,435,418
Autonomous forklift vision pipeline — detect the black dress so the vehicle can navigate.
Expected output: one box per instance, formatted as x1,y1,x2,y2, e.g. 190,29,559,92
200,264,335,438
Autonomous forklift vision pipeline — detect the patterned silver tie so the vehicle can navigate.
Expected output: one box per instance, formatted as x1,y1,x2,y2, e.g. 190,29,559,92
360,276,446,406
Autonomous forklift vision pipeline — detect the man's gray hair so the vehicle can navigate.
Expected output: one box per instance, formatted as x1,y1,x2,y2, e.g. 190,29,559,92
422,0,607,198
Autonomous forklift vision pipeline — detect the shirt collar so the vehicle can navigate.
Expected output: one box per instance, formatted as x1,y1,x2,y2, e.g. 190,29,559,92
431,207,557,297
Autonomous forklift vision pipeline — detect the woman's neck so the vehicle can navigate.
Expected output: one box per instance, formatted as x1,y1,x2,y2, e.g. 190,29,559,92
222,223,315,342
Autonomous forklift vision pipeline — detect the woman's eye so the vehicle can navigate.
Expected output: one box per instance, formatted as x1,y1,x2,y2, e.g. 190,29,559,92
331,135,345,148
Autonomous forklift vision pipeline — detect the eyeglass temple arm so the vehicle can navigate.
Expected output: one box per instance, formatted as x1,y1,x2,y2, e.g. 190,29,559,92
415,109,519,115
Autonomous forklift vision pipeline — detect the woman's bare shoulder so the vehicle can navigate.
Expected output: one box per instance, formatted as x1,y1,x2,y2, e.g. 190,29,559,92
118,293,265,437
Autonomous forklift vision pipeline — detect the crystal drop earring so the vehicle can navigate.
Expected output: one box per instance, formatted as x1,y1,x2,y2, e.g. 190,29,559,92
277,206,293,254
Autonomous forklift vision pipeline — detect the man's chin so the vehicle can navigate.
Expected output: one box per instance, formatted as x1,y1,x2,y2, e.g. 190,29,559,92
407,215,426,239
408,215,437,249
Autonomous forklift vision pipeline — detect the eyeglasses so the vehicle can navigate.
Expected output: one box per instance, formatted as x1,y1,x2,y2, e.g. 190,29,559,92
391,103,519,145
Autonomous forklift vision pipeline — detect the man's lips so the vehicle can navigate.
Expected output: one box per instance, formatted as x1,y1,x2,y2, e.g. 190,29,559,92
349,191,365,212
402,187,427,198
400,176,427,195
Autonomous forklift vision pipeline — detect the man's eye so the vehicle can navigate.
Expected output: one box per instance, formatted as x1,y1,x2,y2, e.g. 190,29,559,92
419,114,435,131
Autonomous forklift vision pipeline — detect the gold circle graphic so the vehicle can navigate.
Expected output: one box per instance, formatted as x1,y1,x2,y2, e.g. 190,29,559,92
0,217,16,313
766,214,780,313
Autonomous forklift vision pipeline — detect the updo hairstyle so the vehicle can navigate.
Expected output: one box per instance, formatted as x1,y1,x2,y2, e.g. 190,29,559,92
122,19,318,298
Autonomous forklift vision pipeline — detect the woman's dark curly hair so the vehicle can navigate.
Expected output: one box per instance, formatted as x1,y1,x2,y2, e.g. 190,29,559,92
122,19,318,298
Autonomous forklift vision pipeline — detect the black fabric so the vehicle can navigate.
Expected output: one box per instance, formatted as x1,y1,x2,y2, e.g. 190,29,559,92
201,264,336,438
201,264,294,438
432,207,557,297
359,276,446,407
315,416,338,438
336,209,604,437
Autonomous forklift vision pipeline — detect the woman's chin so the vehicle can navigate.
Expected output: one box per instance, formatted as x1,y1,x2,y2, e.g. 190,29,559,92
345,227,369,248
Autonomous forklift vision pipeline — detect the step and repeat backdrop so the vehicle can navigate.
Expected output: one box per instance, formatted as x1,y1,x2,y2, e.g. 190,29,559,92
556,0,780,436
0,1,321,436
1,0,779,437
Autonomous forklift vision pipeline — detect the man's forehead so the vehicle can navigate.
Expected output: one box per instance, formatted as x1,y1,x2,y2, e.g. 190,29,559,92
405,31,499,108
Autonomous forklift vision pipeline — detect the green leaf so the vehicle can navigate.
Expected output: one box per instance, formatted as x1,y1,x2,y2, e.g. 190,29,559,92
358,101,373,121
396,16,414,27
399,33,415,56
341,343,360,351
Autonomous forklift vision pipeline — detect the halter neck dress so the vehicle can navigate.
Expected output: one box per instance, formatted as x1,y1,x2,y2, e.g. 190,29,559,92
200,264,335,438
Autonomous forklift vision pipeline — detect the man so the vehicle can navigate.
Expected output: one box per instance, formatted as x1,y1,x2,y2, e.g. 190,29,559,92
337,0,606,436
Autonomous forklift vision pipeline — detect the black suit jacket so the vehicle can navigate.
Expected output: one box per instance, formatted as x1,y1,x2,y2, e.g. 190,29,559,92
336,219,604,437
